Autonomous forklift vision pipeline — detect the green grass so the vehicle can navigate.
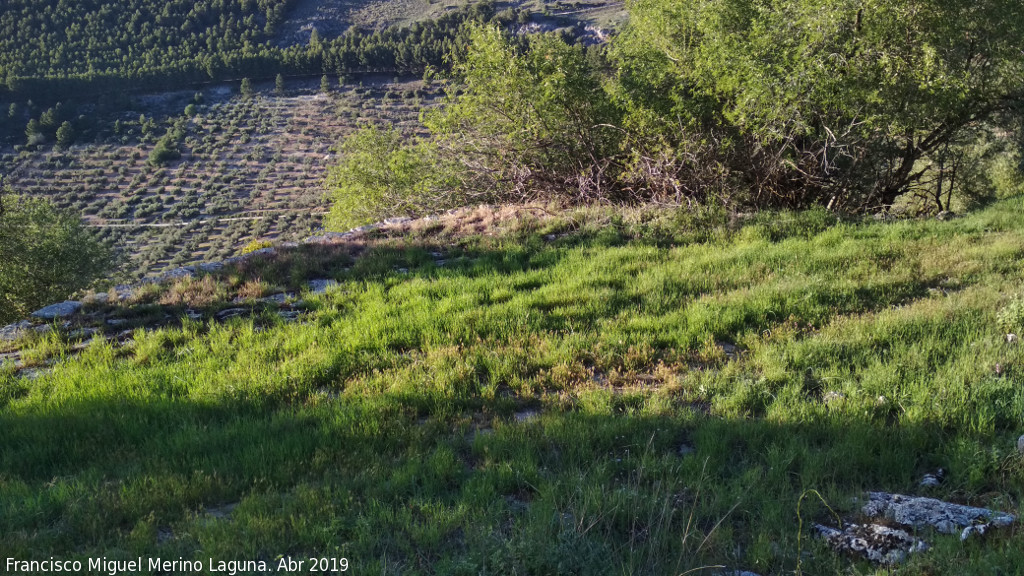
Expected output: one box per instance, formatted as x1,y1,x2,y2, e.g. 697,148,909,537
2,200,1024,574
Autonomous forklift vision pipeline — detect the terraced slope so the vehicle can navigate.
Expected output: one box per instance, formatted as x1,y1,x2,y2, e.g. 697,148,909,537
1,79,439,279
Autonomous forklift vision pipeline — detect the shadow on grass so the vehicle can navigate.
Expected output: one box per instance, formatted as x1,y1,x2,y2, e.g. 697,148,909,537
1,390,1021,574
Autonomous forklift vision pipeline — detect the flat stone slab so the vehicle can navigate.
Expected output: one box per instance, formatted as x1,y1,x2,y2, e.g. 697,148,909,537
0,320,33,341
862,492,1016,536
257,293,294,305
307,279,338,294
32,301,82,319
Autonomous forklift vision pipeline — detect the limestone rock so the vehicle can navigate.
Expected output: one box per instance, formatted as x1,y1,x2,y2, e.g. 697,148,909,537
0,320,33,341
307,279,338,294
862,492,1015,535
257,293,293,305
815,522,928,564
919,469,944,488
214,308,248,321
32,301,82,319
822,391,846,404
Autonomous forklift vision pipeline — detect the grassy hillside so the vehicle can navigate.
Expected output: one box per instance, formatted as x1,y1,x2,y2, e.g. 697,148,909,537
2,200,1023,573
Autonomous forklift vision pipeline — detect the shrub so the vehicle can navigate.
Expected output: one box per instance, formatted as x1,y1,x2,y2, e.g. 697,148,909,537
325,125,456,230
612,0,1024,210
0,192,112,323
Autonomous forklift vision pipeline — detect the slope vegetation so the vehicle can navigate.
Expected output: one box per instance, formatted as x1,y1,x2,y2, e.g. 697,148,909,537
2,202,1023,573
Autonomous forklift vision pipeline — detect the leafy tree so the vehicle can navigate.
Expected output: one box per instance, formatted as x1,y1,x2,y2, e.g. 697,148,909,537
240,77,254,98
275,73,285,95
55,121,75,149
612,0,1024,210
148,129,183,166
24,118,42,145
0,191,111,324
325,126,454,230
326,26,623,229
320,74,331,93
419,26,621,201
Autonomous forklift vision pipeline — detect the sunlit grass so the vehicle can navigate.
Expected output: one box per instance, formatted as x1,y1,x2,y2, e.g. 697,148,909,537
2,200,1024,574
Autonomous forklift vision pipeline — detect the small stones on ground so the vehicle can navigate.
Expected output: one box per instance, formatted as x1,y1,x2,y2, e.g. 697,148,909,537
678,442,695,456
204,502,238,520
1007,333,1018,344
815,522,928,565
861,492,1016,535
277,310,301,321
514,409,540,423
307,279,338,294
89,292,110,304
32,301,82,319
68,327,98,340
156,527,174,545
0,320,33,341
20,368,49,380
716,341,739,360
158,267,195,282
256,293,294,305
822,390,846,404
214,308,248,321
106,318,129,327
960,523,998,541
1017,434,1024,455
919,469,944,488
184,309,203,321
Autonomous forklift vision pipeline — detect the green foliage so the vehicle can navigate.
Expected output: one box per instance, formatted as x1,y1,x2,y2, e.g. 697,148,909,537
54,121,74,149
240,78,254,98
240,239,274,255
0,1,505,109
612,0,1024,209
327,26,624,228
327,1,1024,218
24,118,43,146
274,73,285,95
147,129,182,167
997,295,1024,334
422,26,622,201
3,199,1024,571
325,125,455,230
0,0,297,85
0,193,110,323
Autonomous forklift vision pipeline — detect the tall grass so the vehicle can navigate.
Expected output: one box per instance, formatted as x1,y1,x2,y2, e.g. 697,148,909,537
2,200,1024,573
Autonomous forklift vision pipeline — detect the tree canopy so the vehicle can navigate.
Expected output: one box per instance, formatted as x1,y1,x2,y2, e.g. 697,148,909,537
0,191,111,323
328,1,1024,224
